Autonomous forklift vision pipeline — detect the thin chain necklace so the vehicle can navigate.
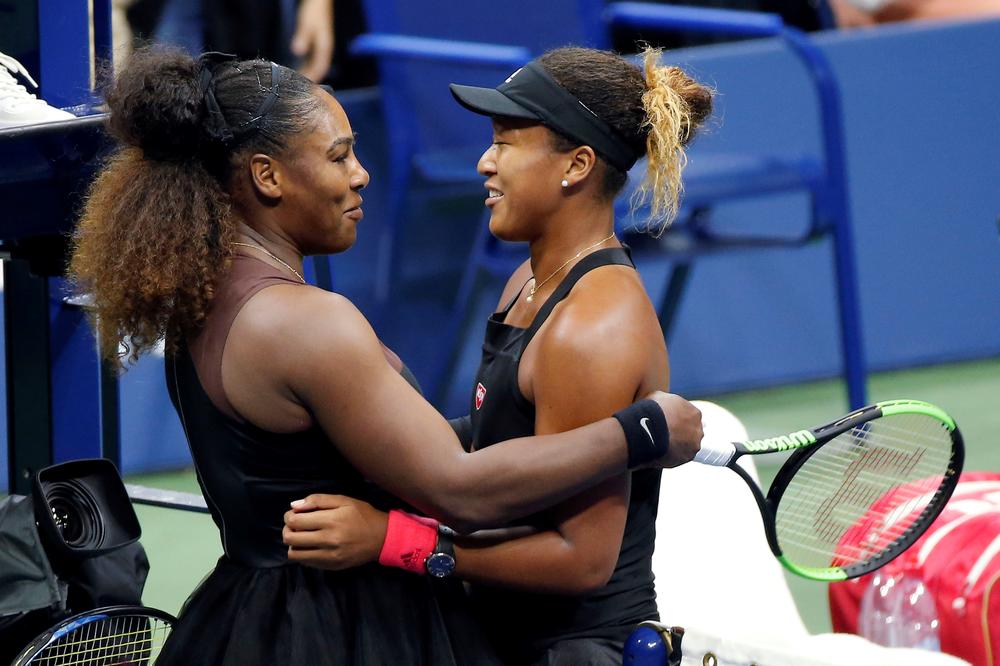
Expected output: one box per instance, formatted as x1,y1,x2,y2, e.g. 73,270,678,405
526,232,616,303
232,242,306,284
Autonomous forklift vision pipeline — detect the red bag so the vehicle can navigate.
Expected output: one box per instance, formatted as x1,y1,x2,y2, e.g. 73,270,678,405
830,472,1000,665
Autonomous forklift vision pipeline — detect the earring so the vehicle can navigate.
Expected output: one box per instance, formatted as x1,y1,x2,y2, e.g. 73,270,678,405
561,179,569,188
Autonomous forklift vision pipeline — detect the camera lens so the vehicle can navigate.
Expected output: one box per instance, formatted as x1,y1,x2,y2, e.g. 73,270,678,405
44,480,106,550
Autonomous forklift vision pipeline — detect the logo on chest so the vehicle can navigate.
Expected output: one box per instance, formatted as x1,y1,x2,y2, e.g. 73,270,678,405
475,382,487,410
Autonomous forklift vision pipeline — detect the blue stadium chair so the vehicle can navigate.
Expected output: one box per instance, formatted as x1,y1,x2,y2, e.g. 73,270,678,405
354,1,866,409
355,0,609,311
350,33,531,303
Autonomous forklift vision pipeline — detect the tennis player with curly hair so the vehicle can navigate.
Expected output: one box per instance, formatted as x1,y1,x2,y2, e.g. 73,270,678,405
68,46,703,665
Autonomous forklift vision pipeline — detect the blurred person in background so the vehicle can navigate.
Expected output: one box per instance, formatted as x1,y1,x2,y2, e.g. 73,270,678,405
830,0,1000,26
120,0,373,87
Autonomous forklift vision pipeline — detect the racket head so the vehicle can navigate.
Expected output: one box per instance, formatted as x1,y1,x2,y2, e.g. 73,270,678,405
755,400,963,581
13,604,176,666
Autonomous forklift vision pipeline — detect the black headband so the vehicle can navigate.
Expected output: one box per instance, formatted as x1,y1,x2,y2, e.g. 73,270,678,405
450,60,641,172
196,52,284,147
197,52,237,146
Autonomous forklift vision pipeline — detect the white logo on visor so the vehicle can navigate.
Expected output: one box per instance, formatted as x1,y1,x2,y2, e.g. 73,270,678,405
504,68,523,84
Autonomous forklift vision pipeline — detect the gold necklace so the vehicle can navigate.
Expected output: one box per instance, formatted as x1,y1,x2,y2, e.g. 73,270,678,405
232,242,306,284
526,232,617,303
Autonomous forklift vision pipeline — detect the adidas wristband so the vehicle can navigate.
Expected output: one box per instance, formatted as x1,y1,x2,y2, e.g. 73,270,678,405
613,399,670,469
378,510,439,575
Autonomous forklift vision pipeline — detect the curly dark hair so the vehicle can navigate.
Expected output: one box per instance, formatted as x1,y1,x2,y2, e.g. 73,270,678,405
69,46,320,365
539,47,713,233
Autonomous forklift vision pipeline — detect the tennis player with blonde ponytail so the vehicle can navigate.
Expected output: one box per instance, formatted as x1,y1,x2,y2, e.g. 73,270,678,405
285,46,713,665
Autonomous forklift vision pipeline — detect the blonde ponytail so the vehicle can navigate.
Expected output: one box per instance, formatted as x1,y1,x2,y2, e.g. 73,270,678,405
632,47,713,236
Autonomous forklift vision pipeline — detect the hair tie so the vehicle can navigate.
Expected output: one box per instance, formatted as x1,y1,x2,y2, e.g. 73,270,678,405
197,52,238,146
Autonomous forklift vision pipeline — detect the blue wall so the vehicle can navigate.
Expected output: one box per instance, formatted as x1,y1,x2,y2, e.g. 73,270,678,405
3,19,999,485
628,18,1000,402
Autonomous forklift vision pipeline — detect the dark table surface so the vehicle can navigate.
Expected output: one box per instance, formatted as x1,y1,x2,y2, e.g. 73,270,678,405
1,114,111,275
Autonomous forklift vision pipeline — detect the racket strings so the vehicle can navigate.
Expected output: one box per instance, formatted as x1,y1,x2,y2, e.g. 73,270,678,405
32,614,171,665
773,413,954,571
780,431,946,556
775,482,938,562
778,421,948,565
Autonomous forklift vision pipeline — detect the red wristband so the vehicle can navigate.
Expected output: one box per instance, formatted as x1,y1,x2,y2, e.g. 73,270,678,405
378,509,439,574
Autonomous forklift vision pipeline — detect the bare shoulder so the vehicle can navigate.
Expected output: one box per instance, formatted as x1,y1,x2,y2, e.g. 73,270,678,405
542,264,659,354
219,285,384,430
526,264,668,419
230,284,381,368
530,265,664,388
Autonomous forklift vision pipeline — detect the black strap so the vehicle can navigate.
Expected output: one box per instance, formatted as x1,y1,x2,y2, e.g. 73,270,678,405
197,52,238,147
521,245,634,350
498,277,534,317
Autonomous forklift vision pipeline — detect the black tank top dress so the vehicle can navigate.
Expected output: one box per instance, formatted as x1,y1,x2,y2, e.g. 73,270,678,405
468,247,662,666
156,258,502,666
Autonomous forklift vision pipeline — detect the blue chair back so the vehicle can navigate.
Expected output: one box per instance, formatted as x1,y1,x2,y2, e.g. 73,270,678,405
361,0,604,49
357,0,607,161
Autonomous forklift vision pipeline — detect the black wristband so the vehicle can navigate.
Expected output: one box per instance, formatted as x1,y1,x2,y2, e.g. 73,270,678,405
613,399,670,469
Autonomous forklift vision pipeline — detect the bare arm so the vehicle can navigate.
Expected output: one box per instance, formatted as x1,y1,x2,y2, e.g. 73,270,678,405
448,482,627,595
284,274,671,594
429,272,664,593
235,287,699,532
290,0,334,82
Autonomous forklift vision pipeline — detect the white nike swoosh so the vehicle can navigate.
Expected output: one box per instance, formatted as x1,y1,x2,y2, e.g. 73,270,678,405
639,417,655,445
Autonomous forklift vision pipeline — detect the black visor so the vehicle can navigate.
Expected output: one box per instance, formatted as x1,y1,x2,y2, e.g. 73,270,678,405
450,61,641,172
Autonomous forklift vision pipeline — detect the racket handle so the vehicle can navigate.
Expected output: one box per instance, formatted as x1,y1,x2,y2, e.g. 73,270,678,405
693,440,737,466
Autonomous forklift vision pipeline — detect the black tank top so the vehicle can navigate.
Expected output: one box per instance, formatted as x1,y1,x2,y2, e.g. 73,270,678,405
468,247,661,659
159,257,504,666
166,348,410,567
164,256,414,567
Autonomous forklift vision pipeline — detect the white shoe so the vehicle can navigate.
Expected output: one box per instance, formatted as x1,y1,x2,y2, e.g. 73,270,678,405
0,52,76,129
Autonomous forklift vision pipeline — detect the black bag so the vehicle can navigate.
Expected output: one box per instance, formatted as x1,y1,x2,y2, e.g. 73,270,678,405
0,467,149,665
0,494,65,663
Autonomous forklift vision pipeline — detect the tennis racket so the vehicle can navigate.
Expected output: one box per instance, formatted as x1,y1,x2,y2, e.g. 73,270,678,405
12,605,175,666
694,399,964,581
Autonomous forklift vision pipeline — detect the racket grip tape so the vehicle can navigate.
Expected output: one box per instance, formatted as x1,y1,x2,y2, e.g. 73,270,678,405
613,399,669,469
694,440,737,466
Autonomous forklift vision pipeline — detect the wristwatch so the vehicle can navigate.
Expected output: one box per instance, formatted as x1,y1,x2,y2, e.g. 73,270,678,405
424,525,456,578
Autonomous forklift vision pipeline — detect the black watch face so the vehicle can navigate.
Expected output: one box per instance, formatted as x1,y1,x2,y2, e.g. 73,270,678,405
426,552,456,578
